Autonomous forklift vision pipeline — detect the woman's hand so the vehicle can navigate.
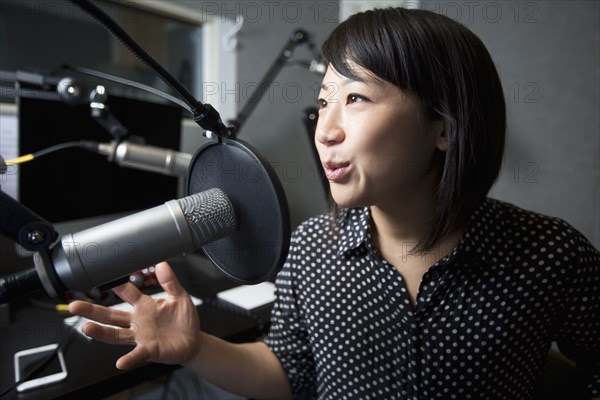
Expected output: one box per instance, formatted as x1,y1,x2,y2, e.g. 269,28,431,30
68,262,201,369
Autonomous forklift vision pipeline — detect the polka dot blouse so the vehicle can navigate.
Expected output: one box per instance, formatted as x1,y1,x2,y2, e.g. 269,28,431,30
264,198,600,399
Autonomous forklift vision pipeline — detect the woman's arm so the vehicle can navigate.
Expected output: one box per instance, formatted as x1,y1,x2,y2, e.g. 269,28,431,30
184,334,292,399
554,232,600,399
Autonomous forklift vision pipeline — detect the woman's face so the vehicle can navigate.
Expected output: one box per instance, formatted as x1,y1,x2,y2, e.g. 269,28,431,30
315,63,446,210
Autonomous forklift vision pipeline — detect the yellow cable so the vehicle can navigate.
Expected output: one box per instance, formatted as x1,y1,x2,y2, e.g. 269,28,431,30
5,154,34,165
55,304,70,312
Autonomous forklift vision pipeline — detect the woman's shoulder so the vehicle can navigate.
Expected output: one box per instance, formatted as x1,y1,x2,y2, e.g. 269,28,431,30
480,198,597,258
484,198,578,233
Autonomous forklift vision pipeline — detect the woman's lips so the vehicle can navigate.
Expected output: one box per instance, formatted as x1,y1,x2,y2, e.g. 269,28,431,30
323,162,350,182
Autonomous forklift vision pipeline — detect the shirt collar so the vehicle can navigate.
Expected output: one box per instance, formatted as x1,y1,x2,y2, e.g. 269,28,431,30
337,207,370,256
335,199,512,266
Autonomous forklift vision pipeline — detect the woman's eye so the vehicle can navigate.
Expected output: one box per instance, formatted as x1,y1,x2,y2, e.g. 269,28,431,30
348,94,367,104
317,98,328,109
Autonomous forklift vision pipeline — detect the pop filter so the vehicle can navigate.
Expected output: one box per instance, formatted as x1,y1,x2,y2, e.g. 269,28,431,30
187,139,290,284
67,0,291,284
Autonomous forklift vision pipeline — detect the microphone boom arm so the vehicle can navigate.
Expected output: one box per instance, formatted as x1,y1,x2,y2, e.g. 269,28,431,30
228,29,320,137
69,0,230,140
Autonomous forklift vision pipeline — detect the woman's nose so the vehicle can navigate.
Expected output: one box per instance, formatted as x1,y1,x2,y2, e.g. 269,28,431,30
315,112,345,146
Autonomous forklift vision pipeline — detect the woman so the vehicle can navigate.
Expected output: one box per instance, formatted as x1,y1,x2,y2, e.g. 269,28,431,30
69,7,599,400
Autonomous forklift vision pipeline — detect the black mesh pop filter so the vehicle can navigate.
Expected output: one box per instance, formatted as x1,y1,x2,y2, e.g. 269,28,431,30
68,0,291,284
187,139,291,284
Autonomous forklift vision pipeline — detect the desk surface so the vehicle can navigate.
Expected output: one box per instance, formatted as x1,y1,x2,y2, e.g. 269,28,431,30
0,257,273,400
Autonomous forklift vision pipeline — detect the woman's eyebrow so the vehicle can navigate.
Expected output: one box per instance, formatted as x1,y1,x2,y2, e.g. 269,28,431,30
320,76,381,92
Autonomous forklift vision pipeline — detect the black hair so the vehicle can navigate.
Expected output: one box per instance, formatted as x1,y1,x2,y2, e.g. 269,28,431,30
322,7,506,253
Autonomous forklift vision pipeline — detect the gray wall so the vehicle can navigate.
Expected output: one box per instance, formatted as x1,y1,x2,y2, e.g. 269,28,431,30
234,1,339,228
183,1,339,229
221,0,599,247
456,0,599,247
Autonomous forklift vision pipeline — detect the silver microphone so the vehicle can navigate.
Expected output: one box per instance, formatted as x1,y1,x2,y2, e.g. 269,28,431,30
33,188,236,296
97,141,192,177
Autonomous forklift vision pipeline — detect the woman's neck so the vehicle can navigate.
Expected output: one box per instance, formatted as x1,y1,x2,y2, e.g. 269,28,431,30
369,196,463,260
369,196,433,248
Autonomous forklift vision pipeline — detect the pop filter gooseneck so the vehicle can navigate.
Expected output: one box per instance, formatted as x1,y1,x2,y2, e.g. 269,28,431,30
70,0,291,283
69,0,226,138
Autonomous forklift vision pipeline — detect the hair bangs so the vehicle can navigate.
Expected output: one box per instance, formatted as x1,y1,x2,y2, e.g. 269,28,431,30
322,10,412,91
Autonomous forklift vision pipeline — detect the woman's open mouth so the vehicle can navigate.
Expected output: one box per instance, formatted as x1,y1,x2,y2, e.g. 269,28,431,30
323,161,350,182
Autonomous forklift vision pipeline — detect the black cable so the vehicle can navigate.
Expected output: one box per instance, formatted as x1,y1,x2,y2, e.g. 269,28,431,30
67,0,227,138
68,0,197,111
32,140,98,159
6,141,99,166
62,65,191,113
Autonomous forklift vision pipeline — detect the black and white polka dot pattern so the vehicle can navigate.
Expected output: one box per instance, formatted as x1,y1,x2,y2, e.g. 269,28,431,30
265,198,600,399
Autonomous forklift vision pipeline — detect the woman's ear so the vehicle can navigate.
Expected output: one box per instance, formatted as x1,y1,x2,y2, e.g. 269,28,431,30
433,120,448,151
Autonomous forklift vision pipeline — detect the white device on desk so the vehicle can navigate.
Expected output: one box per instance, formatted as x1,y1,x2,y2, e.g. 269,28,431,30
13,343,68,392
217,282,276,311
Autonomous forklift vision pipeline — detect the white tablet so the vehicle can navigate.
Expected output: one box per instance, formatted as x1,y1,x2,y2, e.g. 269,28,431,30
14,343,68,392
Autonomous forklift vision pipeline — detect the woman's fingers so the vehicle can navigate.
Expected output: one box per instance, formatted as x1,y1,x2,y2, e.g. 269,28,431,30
112,281,144,305
68,300,131,328
155,262,188,299
80,321,137,345
116,343,152,370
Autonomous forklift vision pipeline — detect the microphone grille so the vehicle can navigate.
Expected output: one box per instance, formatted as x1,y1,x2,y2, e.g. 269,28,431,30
172,151,193,175
177,188,237,247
